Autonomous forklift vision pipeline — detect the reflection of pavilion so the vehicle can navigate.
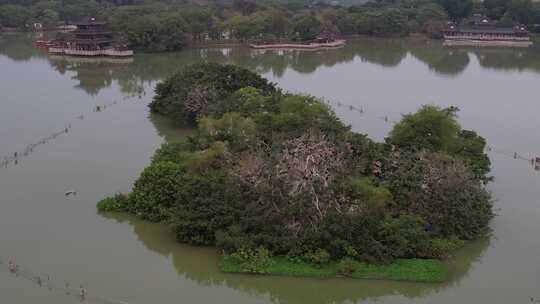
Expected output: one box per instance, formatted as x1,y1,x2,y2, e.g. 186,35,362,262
47,54,139,96
100,212,490,304
5,34,540,95
49,55,133,64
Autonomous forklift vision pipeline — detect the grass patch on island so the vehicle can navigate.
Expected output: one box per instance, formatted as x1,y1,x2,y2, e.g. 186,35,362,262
349,259,448,282
219,255,448,283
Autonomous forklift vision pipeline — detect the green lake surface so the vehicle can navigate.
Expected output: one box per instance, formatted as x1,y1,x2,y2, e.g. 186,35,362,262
0,33,539,304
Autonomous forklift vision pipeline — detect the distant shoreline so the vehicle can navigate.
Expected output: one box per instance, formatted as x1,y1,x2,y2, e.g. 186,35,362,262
187,34,431,49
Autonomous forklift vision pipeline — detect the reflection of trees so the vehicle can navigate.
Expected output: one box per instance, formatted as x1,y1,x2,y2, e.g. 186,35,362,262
472,47,540,73
100,211,491,304
409,40,470,76
287,47,356,74
410,40,540,76
445,237,490,283
0,34,409,95
226,39,407,74
0,33,43,62
46,49,220,95
148,113,194,143
4,33,540,96
354,38,408,67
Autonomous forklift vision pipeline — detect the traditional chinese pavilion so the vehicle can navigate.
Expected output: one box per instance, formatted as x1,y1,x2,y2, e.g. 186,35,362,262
443,14,532,47
47,17,133,57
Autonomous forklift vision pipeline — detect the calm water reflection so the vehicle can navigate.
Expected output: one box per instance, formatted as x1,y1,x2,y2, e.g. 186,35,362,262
0,33,539,304
3,33,540,96
99,212,490,304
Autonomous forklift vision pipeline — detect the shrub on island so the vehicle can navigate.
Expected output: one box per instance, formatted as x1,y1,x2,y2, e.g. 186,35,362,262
150,63,277,124
97,194,128,212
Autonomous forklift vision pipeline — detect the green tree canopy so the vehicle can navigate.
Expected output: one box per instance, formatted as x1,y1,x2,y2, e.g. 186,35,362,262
388,105,490,178
483,0,510,20
150,63,277,124
436,0,473,21
293,15,323,41
388,105,461,152
1,0,456,50
507,0,534,24
0,4,32,28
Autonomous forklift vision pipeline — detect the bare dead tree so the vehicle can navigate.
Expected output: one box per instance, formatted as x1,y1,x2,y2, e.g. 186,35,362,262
184,85,210,118
276,130,345,222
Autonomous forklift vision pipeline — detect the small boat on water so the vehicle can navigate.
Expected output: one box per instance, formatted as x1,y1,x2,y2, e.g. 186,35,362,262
250,35,346,50
442,14,533,48
36,17,133,57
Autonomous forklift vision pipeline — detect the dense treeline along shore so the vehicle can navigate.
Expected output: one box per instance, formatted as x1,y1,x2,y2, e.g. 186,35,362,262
97,63,493,282
1,0,540,52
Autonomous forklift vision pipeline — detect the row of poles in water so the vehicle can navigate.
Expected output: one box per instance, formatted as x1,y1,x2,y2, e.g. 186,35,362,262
0,95,140,302
0,96,538,173
330,100,540,172
0,257,129,304
3,256,540,304
0,94,137,170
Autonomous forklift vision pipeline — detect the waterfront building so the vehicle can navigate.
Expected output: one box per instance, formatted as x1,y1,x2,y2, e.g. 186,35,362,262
47,17,133,57
443,14,533,47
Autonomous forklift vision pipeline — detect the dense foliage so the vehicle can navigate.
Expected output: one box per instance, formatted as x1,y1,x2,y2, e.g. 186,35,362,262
97,193,128,212
0,2,508,49
0,0,101,29
387,105,491,178
100,63,493,266
150,63,277,124
3,0,539,49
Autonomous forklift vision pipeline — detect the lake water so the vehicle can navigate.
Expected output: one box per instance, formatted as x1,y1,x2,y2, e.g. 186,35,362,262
1,33,539,304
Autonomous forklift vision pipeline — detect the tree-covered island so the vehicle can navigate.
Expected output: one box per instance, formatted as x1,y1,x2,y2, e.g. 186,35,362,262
98,63,493,283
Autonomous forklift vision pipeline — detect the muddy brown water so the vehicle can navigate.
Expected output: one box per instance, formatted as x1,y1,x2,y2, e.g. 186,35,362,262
1,33,539,304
